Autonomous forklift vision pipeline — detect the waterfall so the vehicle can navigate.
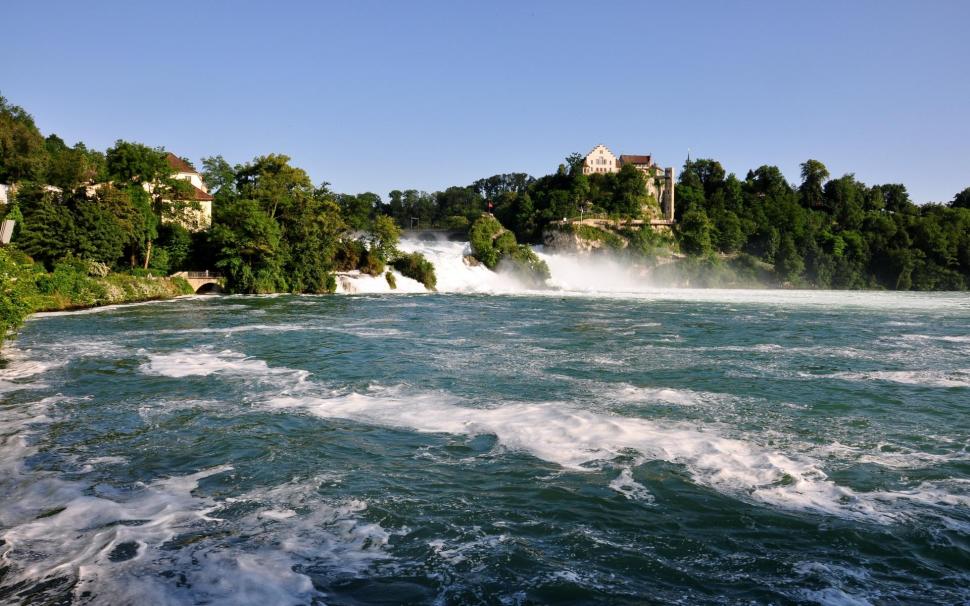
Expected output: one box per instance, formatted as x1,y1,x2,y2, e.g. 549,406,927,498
335,236,663,295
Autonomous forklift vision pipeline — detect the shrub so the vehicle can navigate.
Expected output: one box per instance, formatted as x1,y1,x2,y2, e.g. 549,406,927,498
499,245,551,287
575,224,626,250
359,247,385,276
469,214,505,269
392,252,436,290
334,239,364,271
469,214,549,287
0,248,39,347
34,256,107,308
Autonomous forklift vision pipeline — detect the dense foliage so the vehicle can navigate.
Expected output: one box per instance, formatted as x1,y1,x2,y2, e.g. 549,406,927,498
674,158,970,289
0,248,38,346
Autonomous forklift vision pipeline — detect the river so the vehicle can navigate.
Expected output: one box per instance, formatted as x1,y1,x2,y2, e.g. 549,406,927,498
1,241,969,605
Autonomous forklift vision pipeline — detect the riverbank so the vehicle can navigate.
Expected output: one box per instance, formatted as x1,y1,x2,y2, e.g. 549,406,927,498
0,248,194,347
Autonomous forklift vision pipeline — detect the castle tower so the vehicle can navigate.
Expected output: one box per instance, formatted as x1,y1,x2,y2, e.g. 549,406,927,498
663,167,675,221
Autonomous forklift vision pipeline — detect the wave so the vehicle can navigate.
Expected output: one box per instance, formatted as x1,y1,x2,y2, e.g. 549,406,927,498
828,369,970,388
262,382,967,524
140,348,310,384
0,352,391,604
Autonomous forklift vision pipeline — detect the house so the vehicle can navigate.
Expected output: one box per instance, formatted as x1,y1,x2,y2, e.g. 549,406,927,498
581,144,676,222
162,153,213,231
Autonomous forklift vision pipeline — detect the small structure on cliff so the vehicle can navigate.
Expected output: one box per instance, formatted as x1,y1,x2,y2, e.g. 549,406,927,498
581,144,675,223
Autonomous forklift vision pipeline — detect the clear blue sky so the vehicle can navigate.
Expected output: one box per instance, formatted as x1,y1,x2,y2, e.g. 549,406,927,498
3,0,968,203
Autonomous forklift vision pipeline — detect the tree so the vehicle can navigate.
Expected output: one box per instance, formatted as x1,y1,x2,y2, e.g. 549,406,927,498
774,234,804,284
609,164,650,217
0,95,47,183
212,198,286,293
799,159,829,209
0,248,39,346
14,183,77,268
105,140,170,184
368,214,401,262
952,187,970,209
201,155,237,196
69,192,128,266
677,208,714,257
714,210,746,253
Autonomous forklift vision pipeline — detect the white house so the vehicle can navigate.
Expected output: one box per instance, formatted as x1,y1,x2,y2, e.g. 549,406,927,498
161,153,213,231
582,144,618,175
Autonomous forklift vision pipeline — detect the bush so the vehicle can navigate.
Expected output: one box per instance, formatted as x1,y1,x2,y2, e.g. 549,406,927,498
34,256,107,308
359,247,385,276
0,248,39,347
392,252,436,290
469,214,549,287
334,239,364,271
500,245,551,287
469,214,505,269
575,224,626,250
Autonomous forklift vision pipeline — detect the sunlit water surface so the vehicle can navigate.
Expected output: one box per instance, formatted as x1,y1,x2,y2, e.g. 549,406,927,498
1,289,969,605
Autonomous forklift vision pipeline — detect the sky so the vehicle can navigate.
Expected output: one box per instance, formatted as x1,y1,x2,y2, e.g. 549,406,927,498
3,0,969,203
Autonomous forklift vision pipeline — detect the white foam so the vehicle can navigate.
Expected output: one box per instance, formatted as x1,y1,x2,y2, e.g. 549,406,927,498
608,384,705,406
396,237,970,311
829,369,970,388
815,441,970,470
334,269,428,294
140,348,310,384
265,384,904,520
397,238,534,293
608,467,654,502
1,419,390,606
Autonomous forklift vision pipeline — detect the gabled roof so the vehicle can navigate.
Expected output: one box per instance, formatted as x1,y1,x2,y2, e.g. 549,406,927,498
585,144,616,158
166,152,198,174
186,185,214,201
619,154,652,166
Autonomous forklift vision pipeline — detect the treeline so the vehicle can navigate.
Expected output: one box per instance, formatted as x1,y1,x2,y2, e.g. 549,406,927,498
3,91,970,292
674,159,970,289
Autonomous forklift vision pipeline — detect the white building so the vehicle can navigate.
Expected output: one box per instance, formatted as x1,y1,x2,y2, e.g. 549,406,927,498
161,153,213,231
582,144,618,175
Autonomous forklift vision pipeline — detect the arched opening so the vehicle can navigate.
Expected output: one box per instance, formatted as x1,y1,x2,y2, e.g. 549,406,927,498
195,282,224,295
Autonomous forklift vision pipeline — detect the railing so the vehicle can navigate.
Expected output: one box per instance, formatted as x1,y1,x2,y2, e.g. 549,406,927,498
174,271,223,279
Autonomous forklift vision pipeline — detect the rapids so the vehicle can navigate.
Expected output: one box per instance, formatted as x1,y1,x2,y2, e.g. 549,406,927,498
1,248,969,604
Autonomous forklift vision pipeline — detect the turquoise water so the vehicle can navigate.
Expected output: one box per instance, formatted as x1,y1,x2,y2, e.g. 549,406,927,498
1,291,969,605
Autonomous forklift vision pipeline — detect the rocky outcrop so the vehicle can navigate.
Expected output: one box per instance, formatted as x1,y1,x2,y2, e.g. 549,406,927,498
542,229,608,254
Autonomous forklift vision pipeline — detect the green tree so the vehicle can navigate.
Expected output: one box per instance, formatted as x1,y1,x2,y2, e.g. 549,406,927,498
212,198,286,293
369,214,401,262
106,140,171,184
69,192,128,266
677,208,714,257
774,234,805,284
0,95,47,182
799,159,829,209
952,187,970,209
13,183,76,268
0,248,39,346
